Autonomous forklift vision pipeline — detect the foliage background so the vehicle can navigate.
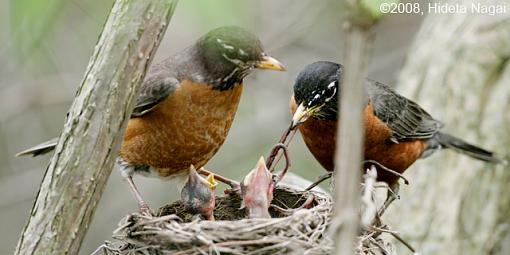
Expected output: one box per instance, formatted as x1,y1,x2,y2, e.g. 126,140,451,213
0,0,424,254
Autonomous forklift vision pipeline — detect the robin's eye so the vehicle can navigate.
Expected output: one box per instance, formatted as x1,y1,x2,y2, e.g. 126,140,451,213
324,81,337,102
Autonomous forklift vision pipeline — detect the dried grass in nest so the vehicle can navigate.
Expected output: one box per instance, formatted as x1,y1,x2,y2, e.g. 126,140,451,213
95,184,397,255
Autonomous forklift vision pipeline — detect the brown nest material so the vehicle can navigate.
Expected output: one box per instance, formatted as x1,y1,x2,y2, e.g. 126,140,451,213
95,185,396,255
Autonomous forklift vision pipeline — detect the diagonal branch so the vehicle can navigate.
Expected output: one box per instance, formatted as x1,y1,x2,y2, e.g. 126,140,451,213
14,1,179,254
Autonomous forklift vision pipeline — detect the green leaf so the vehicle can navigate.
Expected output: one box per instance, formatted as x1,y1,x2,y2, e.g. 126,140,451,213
360,0,399,19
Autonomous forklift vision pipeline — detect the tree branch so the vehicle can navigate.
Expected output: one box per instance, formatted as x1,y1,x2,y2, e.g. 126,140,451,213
14,1,178,254
331,0,383,254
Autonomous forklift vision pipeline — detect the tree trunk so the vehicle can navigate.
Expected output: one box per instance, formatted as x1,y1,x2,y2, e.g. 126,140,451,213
14,1,178,254
387,2,510,254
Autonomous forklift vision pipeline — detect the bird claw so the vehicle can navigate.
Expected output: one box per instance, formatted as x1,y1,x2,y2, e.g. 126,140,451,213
138,204,153,217
377,183,400,217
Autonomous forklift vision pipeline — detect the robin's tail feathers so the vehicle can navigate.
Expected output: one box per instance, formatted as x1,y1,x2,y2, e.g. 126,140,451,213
434,132,506,164
15,138,58,157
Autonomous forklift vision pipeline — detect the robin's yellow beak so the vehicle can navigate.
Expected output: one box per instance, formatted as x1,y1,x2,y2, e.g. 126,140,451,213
291,103,323,129
256,55,286,71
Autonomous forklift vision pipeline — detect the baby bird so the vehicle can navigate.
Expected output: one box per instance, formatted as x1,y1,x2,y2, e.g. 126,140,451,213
181,165,217,221
241,157,274,219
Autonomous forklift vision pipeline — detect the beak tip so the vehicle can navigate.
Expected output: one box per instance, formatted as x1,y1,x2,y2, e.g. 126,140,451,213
257,156,266,166
291,103,309,128
257,55,286,71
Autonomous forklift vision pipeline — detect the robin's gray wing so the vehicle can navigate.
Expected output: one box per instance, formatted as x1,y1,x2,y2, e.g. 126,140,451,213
366,80,443,143
131,66,180,117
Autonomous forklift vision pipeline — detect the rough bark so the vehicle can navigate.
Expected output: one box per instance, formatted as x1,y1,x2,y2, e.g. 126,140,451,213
387,2,510,254
14,1,178,254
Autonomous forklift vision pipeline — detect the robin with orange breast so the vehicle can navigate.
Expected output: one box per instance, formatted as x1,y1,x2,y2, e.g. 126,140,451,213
17,26,285,215
290,61,504,206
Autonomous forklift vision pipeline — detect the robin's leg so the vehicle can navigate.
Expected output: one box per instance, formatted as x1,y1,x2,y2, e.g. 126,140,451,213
116,158,151,216
378,182,400,216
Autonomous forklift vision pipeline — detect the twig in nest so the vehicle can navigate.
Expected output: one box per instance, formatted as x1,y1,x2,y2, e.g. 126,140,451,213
367,236,392,255
292,192,315,209
363,160,409,185
269,143,291,185
102,186,398,255
90,244,108,255
369,225,399,235
173,239,282,255
369,224,416,254
271,193,316,216
266,121,293,169
389,231,416,253
266,121,298,173
305,172,332,191
304,159,408,192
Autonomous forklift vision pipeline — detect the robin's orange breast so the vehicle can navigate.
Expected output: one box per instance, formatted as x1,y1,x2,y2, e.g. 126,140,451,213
290,96,337,171
120,80,243,177
290,97,426,184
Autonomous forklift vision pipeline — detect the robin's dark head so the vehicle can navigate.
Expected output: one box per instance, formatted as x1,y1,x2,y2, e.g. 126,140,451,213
197,26,285,90
181,165,218,220
240,156,274,219
292,61,342,128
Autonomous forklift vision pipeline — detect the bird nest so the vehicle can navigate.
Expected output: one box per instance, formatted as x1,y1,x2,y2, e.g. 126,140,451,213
95,186,396,255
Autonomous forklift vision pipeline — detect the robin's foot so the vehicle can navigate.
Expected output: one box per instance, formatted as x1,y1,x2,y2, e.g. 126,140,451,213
377,182,400,217
126,176,153,216
117,158,152,216
139,203,153,216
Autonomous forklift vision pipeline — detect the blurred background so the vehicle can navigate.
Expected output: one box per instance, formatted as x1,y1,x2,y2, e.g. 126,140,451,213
0,0,432,254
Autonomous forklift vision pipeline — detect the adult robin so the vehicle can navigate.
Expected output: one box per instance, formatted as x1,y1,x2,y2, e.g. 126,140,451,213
17,26,286,214
289,61,503,205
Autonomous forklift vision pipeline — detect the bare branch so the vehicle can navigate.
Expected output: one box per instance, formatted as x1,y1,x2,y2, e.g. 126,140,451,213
331,1,382,254
14,1,179,254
